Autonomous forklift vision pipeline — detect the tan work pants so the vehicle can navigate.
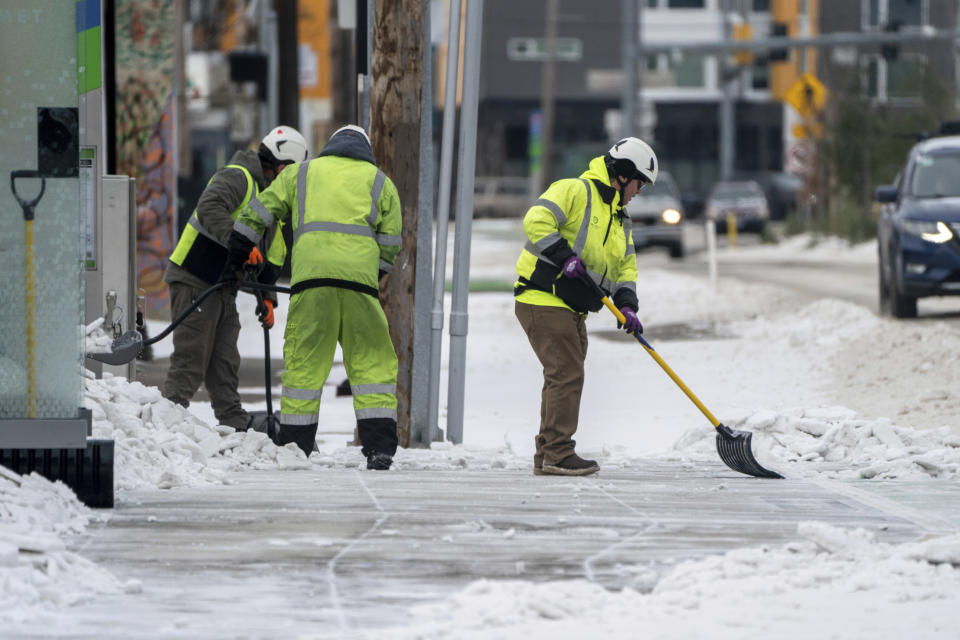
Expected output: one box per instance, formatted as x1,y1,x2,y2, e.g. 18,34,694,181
514,300,588,465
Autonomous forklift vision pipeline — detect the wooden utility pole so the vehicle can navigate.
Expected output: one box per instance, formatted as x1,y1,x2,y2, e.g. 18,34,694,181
371,0,423,446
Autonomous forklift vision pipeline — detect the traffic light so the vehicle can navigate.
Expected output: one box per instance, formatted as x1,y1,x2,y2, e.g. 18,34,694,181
769,22,789,62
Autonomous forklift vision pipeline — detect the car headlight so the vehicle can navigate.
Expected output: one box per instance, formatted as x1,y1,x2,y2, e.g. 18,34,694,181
900,220,954,243
661,208,681,225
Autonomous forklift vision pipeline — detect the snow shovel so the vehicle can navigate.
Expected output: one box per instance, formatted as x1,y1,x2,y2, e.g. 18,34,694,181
245,277,280,439
11,170,45,417
88,277,294,366
583,276,782,479
87,281,235,365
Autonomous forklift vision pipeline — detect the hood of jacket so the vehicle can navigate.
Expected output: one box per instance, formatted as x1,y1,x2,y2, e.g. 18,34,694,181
228,149,268,191
581,155,621,211
317,130,376,165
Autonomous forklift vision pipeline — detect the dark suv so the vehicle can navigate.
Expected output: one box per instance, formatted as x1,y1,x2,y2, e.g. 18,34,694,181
876,134,960,317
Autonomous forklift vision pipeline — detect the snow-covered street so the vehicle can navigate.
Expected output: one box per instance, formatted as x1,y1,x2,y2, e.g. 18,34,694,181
2,220,960,638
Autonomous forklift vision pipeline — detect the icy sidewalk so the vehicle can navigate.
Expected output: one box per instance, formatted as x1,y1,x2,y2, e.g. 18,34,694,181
18,461,948,639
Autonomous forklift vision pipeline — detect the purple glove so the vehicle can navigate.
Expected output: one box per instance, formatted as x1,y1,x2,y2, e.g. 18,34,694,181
562,255,585,279
619,307,643,334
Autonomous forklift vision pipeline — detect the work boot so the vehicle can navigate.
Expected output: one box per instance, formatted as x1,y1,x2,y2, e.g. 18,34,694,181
541,453,599,476
533,435,545,476
275,423,318,457
366,452,393,470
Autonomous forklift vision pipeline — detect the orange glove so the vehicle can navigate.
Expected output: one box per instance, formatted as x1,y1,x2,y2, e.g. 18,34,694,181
245,246,264,266
258,299,275,329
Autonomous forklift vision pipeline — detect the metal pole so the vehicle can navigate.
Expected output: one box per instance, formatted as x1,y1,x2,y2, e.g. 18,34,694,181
356,0,372,129
428,0,462,443
410,0,435,445
719,0,734,181
446,0,483,444
265,1,278,128
621,0,637,139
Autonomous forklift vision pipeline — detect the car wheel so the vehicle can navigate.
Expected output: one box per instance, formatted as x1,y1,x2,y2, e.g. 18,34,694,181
880,247,918,318
668,243,684,259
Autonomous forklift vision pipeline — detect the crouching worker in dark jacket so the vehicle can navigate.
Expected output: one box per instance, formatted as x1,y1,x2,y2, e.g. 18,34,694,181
162,126,309,430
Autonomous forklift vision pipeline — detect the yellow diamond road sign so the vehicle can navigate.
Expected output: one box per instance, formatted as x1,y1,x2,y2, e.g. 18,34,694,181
785,73,827,119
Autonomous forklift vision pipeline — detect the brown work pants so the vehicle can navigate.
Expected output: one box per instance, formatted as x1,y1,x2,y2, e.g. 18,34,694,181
161,282,247,429
514,300,588,466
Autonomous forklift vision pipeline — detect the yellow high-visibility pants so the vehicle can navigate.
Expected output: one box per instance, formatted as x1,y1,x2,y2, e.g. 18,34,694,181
279,286,398,456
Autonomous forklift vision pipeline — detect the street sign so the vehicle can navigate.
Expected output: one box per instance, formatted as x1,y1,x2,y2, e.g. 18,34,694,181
785,72,827,118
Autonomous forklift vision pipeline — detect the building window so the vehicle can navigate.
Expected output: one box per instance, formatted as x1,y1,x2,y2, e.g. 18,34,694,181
668,53,705,87
667,0,705,8
865,54,924,100
865,0,925,28
887,55,924,97
752,0,771,11
889,0,923,26
752,63,769,90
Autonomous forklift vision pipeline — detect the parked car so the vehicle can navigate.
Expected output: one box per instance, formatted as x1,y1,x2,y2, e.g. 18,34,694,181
732,171,804,220
625,171,685,259
876,134,960,318
705,180,770,233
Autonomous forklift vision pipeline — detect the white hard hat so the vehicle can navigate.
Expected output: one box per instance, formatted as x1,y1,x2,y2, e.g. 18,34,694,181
330,124,371,147
607,137,658,185
261,125,309,163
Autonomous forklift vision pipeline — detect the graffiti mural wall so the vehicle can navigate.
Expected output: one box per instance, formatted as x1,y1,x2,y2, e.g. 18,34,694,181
114,0,176,317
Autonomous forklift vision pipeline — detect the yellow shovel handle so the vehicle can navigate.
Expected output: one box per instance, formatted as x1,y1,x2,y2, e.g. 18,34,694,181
25,219,36,418
599,295,720,428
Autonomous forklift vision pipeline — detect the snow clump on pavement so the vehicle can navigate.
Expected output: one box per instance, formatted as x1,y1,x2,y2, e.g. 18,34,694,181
336,522,960,640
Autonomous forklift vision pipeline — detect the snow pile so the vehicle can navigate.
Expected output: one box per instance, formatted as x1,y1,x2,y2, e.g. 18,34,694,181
656,406,960,480
340,522,960,640
0,467,131,618
636,267,803,327
84,317,114,354
736,297,960,431
84,370,310,491
723,232,877,264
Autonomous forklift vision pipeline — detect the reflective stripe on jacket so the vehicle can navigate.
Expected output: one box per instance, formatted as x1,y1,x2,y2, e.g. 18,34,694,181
514,155,638,312
233,154,401,295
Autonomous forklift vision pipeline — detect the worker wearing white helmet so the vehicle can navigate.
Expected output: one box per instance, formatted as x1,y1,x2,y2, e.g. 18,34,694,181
162,126,309,431
223,124,402,470
513,136,658,476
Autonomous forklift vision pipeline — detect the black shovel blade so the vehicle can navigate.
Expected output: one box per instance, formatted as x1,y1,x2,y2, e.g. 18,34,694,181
715,423,783,479
86,330,143,366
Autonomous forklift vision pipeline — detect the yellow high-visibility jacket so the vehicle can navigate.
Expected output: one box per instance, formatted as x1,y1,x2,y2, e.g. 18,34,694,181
232,136,401,298
514,155,638,314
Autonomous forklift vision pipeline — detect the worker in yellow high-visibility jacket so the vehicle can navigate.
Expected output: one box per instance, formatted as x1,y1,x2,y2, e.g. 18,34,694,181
222,125,402,470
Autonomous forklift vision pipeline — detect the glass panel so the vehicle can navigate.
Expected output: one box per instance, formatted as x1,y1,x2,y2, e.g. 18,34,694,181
888,56,924,97
753,0,771,11
0,2,83,418
668,0,705,7
867,0,881,26
866,58,879,97
669,53,705,87
889,0,923,26
909,152,960,198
